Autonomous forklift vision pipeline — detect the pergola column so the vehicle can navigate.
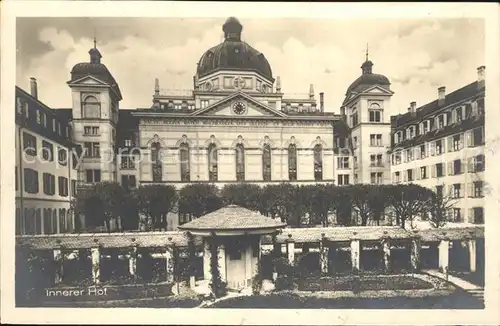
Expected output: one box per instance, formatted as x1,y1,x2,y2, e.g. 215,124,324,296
382,237,391,274
165,245,174,283
53,248,64,284
286,236,295,264
91,246,101,284
320,235,329,274
468,239,477,272
438,239,450,273
350,239,360,273
203,240,211,281
129,245,138,277
410,237,421,272
218,243,227,283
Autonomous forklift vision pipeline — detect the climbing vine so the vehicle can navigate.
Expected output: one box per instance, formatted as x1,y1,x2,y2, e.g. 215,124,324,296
208,233,227,298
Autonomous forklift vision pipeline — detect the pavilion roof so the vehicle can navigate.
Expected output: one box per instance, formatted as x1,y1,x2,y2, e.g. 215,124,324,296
178,205,286,231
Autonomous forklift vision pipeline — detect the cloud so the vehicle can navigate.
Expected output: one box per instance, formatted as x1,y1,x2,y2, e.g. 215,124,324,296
16,18,484,115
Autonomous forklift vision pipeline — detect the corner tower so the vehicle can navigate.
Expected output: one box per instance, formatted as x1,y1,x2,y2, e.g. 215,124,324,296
341,48,394,184
67,38,122,184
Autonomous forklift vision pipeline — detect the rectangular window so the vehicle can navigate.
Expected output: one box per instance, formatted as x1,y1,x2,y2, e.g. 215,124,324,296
24,168,39,194
370,172,383,184
406,149,413,162
338,174,350,185
452,208,461,222
71,180,77,196
436,163,444,177
420,166,427,179
201,100,209,109
121,154,135,169
23,132,37,156
84,142,100,158
353,137,358,149
452,184,462,198
472,127,484,146
337,156,350,169
351,112,359,126
353,156,358,169
41,141,54,162
407,169,414,182
58,176,68,196
435,139,443,155
472,181,483,198
453,159,462,175
420,144,426,159
370,154,376,167
124,139,132,147
369,110,381,122
43,173,56,196
394,171,401,183
472,207,484,224
85,169,101,183
58,148,67,166
376,154,383,167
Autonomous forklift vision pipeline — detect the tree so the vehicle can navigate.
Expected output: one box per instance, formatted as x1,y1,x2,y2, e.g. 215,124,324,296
178,184,223,219
221,184,262,212
368,185,392,226
260,183,306,227
328,186,352,226
346,185,373,226
72,182,128,232
304,184,331,226
387,184,434,229
136,184,178,231
428,191,457,228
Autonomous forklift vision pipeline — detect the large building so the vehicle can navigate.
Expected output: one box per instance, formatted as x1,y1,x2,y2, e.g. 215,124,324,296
389,67,485,224
15,17,484,233
15,81,80,235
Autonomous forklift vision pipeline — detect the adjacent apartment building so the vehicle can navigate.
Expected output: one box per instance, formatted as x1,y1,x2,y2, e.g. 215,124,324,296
15,80,80,235
389,66,485,224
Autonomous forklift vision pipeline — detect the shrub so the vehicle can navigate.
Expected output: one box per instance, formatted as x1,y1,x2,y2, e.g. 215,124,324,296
272,257,294,277
252,261,264,295
275,275,295,291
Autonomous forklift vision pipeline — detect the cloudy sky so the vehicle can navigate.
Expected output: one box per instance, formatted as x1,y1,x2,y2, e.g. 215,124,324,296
16,17,484,115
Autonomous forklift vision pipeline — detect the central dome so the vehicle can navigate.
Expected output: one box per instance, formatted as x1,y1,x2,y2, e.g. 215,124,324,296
196,17,273,81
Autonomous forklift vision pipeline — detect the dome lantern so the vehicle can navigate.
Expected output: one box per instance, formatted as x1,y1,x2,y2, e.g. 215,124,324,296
88,37,102,64
223,17,243,41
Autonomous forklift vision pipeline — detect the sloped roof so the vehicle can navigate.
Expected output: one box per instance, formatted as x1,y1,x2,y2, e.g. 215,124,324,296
178,205,286,231
16,231,201,250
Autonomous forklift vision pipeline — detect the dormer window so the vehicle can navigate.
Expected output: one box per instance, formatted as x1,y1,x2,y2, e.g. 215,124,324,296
420,120,429,134
407,126,415,139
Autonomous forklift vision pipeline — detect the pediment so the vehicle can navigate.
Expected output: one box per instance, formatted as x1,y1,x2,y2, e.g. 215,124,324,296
68,75,109,86
361,85,393,95
190,92,286,118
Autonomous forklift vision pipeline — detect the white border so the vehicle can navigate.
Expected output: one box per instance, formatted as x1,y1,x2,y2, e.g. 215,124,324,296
1,1,500,325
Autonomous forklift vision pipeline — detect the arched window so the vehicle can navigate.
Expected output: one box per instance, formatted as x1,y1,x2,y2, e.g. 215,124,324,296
288,144,297,181
313,144,323,181
208,143,218,181
262,144,272,181
236,144,245,181
82,95,101,118
151,142,162,182
179,142,190,182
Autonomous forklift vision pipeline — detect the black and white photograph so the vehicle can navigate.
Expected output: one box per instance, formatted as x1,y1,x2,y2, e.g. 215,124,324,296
1,1,499,325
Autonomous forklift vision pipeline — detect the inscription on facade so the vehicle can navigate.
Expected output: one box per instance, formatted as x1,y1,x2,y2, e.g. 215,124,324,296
140,118,331,127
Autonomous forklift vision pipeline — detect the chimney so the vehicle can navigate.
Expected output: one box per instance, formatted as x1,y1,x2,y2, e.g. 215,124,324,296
319,92,324,112
30,77,38,99
309,84,314,100
477,65,485,89
438,86,446,106
154,78,160,96
276,76,281,92
410,101,416,113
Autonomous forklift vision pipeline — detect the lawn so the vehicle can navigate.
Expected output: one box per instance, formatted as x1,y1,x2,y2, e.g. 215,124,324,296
209,292,483,309
297,275,433,291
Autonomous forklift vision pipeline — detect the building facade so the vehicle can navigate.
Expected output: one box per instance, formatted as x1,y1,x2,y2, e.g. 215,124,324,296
389,66,485,224
15,17,485,233
15,81,80,235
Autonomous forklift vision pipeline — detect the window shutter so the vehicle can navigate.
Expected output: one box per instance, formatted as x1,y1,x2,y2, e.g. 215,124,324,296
468,182,473,198
460,183,465,198
431,164,436,178
415,147,420,160
430,142,436,156
460,160,465,174
459,133,464,150
467,157,473,173
448,185,453,197
416,168,421,180
468,208,474,223
466,130,473,147
403,170,408,182
447,162,453,175
447,137,453,152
